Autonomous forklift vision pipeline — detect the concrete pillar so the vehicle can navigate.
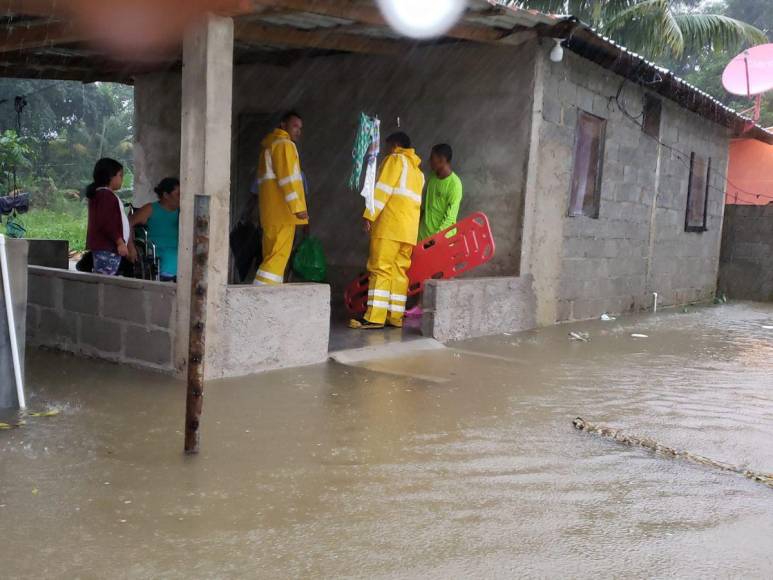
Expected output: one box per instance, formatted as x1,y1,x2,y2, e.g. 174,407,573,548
176,14,234,376
520,47,565,326
0,239,28,408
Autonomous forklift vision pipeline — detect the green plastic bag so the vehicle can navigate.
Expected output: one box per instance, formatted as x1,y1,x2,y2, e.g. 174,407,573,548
292,236,327,282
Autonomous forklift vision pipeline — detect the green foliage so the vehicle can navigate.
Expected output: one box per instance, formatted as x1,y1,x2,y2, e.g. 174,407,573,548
0,129,33,191
20,203,88,252
667,0,773,127
506,1,767,60
0,80,134,191
0,80,134,247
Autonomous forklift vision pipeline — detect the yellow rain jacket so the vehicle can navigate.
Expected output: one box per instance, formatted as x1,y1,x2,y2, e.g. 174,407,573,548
364,147,425,244
257,128,308,228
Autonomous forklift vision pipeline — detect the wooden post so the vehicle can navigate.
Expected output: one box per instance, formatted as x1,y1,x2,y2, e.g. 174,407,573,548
184,195,210,454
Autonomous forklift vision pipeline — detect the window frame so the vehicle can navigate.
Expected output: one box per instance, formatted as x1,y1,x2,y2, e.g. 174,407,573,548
684,152,711,233
568,110,607,220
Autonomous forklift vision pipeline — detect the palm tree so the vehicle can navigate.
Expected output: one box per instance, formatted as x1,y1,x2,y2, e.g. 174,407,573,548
504,0,767,60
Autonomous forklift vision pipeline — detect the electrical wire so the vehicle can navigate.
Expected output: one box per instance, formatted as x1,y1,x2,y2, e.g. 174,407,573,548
613,77,773,204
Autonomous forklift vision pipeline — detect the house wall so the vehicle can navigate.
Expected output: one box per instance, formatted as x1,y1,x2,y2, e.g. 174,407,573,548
718,204,773,301
527,47,729,323
726,138,773,205
134,42,538,278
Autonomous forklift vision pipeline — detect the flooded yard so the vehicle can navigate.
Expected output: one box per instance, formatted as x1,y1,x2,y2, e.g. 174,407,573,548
2,302,773,578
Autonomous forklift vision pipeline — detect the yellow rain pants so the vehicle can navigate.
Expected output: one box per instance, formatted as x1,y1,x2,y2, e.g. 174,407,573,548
364,237,413,326
255,224,295,285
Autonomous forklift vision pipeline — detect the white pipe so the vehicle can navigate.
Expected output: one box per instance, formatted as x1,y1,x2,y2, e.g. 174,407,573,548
0,234,25,409
652,292,659,314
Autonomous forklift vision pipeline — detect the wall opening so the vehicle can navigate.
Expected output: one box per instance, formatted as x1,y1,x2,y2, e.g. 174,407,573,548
568,111,606,219
685,152,711,233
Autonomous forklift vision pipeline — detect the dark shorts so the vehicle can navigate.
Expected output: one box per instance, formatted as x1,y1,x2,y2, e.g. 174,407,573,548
93,251,122,276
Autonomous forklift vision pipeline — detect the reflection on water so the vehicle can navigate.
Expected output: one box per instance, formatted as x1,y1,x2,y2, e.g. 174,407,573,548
1,302,772,578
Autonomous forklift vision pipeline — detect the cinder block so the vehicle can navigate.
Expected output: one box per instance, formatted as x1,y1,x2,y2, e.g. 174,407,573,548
35,308,78,347
103,284,147,324
576,86,594,112
422,276,536,342
26,304,39,332
124,325,173,368
80,315,123,354
543,97,562,125
62,279,99,315
556,299,573,322
148,289,175,328
28,273,59,308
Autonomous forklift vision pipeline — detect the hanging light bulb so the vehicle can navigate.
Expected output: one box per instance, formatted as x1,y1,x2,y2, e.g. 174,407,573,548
550,38,564,63
375,0,466,40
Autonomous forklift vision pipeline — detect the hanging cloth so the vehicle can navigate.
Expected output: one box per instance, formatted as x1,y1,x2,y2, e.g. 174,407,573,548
349,113,380,215
359,118,380,216
349,113,373,191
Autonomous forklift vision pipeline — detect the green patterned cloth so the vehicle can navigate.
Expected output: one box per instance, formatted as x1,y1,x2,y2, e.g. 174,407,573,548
349,113,378,190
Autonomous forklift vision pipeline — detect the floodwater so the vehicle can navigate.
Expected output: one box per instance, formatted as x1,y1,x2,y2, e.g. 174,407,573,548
2,303,773,578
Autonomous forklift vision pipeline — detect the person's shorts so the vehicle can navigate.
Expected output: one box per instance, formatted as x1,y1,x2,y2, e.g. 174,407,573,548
93,251,122,276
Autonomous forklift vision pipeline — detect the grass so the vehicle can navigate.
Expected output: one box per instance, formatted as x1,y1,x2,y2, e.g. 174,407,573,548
12,201,88,252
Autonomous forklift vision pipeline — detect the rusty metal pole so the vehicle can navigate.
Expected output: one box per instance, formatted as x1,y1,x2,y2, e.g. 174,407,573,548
184,195,210,454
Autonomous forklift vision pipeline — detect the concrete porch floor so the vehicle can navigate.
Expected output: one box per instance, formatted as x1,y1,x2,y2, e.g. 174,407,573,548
3,302,773,577
328,304,424,353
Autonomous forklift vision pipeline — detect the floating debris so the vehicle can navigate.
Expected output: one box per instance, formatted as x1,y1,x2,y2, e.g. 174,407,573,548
26,410,60,418
573,417,773,490
600,313,616,321
631,333,649,339
569,331,590,342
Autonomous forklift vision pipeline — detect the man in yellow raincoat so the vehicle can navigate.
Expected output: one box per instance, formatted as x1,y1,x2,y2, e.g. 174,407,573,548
254,111,309,285
350,132,425,329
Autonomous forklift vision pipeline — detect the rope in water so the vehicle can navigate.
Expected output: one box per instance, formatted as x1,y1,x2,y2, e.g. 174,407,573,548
573,417,773,490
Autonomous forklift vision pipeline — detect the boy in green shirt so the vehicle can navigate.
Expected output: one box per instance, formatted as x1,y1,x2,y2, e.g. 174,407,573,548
418,143,463,241
407,144,463,319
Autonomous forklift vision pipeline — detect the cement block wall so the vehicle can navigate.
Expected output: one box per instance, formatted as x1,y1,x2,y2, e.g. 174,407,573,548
0,239,28,408
718,204,773,301
211,283,331,378
531,48,729,323
421,275,536,342
134,42,537,278
26,267,177,373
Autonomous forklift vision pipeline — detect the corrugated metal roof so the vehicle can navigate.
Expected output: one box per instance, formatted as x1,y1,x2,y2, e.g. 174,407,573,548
470,1,773,143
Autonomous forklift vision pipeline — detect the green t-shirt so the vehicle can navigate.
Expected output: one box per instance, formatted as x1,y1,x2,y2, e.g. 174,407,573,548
418,172,463,241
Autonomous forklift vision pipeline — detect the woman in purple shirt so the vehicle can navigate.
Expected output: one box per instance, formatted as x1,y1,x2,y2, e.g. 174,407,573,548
85,158,129,276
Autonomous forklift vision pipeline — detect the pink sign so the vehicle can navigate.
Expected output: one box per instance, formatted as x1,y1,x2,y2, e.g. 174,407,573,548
722,44,773,96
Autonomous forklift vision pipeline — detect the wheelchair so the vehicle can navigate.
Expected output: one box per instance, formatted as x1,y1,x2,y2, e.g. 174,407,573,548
124,203,160,282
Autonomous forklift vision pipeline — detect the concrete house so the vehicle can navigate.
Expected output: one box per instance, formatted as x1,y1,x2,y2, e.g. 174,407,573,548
7,0,773,379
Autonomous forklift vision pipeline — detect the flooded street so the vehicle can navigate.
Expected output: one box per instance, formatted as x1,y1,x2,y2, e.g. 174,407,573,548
2,302,773,578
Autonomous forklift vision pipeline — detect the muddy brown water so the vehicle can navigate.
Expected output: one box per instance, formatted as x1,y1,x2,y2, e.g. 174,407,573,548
2,302,773,578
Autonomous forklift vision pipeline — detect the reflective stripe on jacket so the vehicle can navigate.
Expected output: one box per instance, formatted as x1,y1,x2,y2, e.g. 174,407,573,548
258,128,308,227
364,147,424,245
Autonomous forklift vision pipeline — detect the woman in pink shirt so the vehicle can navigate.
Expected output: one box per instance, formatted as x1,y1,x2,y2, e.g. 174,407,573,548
85,158,130,276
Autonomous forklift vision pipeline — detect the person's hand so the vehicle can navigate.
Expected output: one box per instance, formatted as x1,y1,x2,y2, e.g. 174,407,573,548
295,211,309,220
117,240,129,258
363,219,372,233
127,242,138,263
